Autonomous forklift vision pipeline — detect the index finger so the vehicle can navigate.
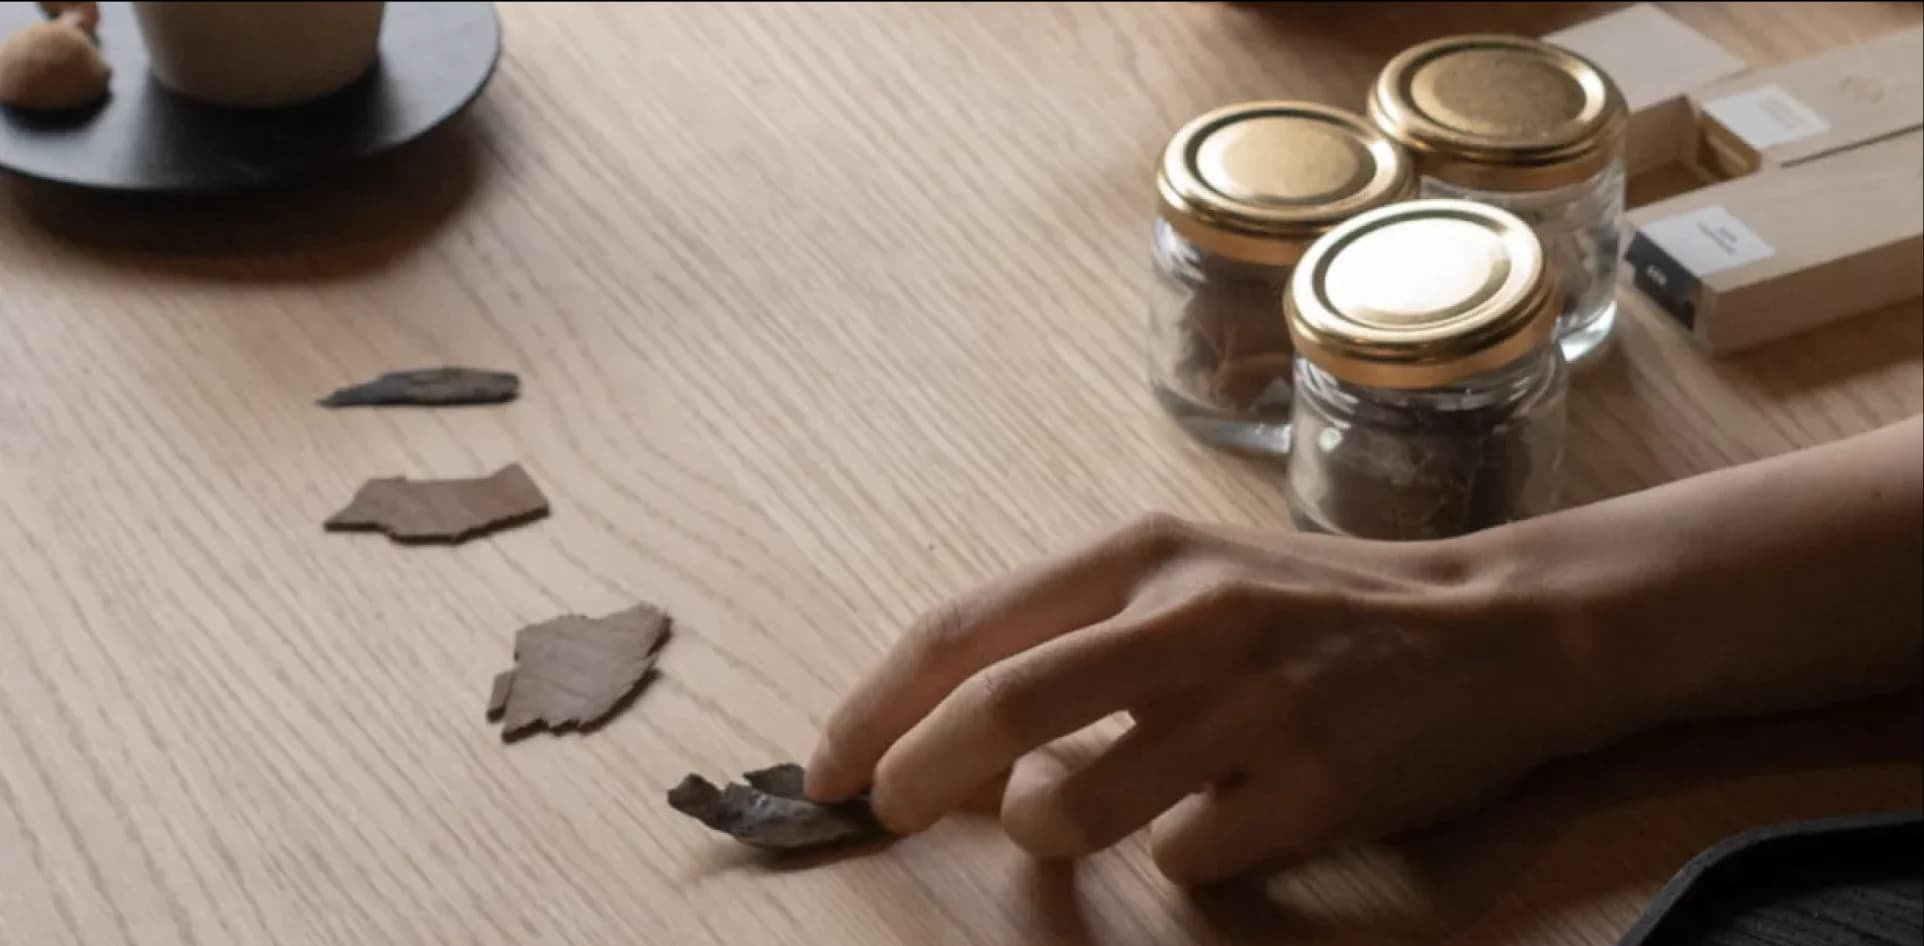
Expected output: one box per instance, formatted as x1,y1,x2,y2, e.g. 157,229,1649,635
805,515,1189,801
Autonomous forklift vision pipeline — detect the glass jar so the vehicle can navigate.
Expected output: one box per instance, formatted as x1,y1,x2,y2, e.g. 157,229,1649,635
1151,101,1415,458
1285,199,1569,540
1368,35,1627,365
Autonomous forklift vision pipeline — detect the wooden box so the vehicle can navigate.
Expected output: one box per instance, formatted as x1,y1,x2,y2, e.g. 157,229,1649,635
1622,131,1923,354
1688,26,1924,179
1546,5,1749,176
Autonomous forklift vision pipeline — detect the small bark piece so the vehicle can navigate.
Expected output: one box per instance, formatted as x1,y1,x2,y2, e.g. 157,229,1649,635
668,764,887,851
318,367,520,408
485,670,515,719
490,604,672,739
742,763,807,798
325,464,548,544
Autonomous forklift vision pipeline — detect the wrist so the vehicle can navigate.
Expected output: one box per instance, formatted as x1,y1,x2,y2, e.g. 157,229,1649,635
1448,520,1666,756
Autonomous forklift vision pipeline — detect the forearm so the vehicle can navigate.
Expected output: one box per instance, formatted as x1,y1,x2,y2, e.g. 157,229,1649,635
1481,416,1923,739
809,417,1915,879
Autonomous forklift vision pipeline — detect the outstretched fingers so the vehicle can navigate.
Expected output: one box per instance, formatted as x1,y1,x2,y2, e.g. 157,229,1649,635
807,516,1192,803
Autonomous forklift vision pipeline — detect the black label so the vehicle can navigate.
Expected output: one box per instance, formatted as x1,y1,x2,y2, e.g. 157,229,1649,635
1624,231,1701,331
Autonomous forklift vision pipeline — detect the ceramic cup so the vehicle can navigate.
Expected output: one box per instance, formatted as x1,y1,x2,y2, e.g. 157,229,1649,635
132,1,386,108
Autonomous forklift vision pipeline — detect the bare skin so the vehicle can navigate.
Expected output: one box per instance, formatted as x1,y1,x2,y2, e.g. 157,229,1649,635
806,416,1923,885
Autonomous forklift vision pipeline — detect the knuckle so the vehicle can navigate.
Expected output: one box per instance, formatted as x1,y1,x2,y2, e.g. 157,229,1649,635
1048,782,1128,854
815,706,858,761
1156,572,1267,635
1006,799,1092,860
1191,574,1264,616
1115,512,1194,561
1004,778,1122,860
1149,827,1207,885
907,598,973,662
869,755,932,834
970,663,1045,743
1295,762,1347,824
1268,746,1353,837
1120,572,1274,678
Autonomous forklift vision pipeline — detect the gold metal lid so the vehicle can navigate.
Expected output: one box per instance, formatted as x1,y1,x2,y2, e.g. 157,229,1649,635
1286,199,1559,389
1158,101,1416,267
1368,35,1627,191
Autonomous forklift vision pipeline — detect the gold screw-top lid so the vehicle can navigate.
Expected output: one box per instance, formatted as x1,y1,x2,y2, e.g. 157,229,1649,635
1286,199,1559,389
1158,101,1416,267
1368,35,1627,191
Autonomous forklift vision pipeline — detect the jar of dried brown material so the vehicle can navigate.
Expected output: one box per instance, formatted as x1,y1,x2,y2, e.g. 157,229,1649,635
1152,101,1414,458
1286,199,1568,540
1368,35,1627,365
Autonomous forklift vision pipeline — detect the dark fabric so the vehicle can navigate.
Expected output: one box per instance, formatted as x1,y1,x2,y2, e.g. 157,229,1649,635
1698,876,1922,946
1633,819,1922,946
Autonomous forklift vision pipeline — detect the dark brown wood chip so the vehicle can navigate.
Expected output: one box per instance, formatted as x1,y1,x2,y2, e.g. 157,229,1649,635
742,762,807,799
667,763,886,850
485,670,515,719
318,367,520,407
324,464,549,544
488,604,672,739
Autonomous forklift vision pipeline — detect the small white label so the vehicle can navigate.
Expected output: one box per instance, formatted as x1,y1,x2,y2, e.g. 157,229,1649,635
1702,84,1831,151
1639,205,1776,276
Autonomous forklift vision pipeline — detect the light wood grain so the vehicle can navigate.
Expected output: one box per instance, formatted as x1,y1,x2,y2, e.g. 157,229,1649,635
1,3,1919,945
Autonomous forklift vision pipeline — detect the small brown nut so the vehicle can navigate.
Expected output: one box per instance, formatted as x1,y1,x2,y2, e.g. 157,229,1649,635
39,3,100,35
0,18,110,110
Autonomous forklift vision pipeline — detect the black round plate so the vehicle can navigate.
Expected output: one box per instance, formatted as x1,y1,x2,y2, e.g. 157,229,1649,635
0,1,499,194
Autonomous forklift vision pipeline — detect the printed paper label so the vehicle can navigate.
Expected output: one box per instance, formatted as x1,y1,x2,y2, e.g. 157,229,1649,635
1637,205,1776,277
1702,84,1831,151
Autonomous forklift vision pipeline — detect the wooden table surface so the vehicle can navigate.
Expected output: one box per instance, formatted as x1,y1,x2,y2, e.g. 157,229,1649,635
2,3,1920,944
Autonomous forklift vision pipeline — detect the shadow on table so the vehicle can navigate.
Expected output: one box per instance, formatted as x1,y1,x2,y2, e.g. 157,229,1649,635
677,776,1012,882
1559,294,1923,507
1017,696,1920,946
1559,334,1714,506
678,831,903,879
0,108,488,284
1221,2,1619,64
1168,2,1623,120
1209,696,1919,946
1717,301,1924,399
1022,860,1104,946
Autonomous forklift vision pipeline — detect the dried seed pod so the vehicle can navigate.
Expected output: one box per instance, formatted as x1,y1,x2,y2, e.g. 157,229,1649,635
39,3,101,35
0,15,109,111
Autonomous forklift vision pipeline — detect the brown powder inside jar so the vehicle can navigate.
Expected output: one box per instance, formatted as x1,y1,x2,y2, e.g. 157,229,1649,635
1284,199,1570,541
1174,259,1295,415
1152,102,1417,452
1294,390,1560,540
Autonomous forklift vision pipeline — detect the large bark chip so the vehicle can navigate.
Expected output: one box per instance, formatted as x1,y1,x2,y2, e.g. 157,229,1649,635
325,464,549,544
318,367,520,407
486,604,672,739
668,763,887,850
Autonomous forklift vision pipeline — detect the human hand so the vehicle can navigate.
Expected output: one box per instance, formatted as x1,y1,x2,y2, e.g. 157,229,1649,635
806,514,1614,884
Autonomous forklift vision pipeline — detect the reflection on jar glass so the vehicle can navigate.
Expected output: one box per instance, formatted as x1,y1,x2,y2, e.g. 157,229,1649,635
1151,101,1415,459
1368,34,1627,365
1285,199,1570,540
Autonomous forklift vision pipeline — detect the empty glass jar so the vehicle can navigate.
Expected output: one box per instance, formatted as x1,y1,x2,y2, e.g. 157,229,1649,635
1286,199,1569,540
1368,35,1627,364
1151,101,1415,458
